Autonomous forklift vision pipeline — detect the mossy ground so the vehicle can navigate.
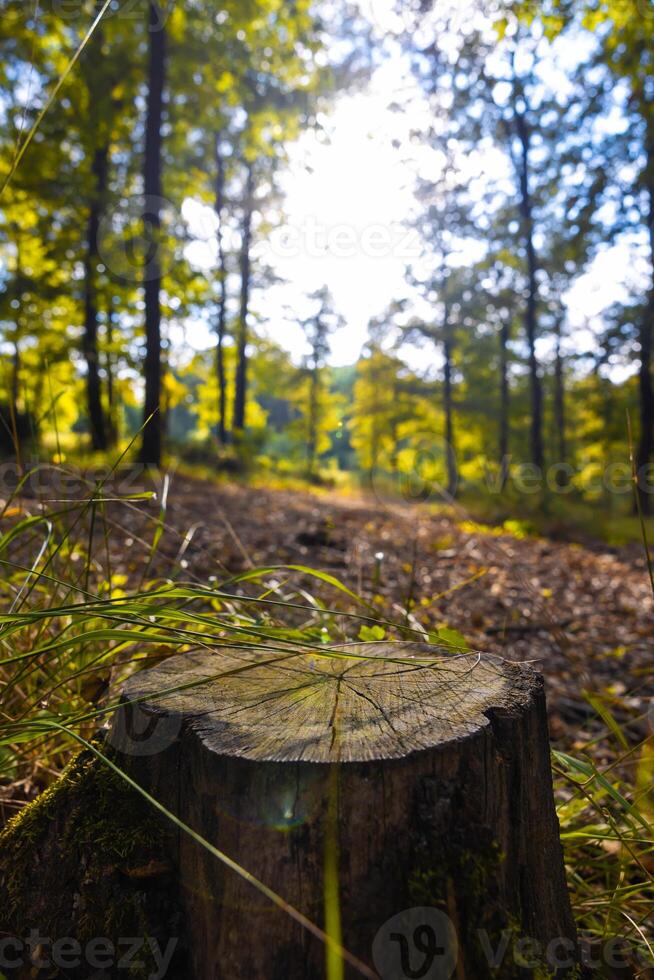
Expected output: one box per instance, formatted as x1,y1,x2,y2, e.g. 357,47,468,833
0,741,186,978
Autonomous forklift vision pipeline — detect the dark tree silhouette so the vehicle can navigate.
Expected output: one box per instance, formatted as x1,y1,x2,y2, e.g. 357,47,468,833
140,1,166,467
83,144,109,452
233,160,254,436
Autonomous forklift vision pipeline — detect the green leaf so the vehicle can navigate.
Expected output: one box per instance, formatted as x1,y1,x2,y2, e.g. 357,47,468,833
357,624,386,641
220,565,367,607
430,627,469,651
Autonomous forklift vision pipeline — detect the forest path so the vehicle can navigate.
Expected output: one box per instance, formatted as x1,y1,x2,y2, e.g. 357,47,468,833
111,473,653,748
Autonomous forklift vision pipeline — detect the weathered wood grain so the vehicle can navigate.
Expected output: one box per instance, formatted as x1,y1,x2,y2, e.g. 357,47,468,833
118,642,525,762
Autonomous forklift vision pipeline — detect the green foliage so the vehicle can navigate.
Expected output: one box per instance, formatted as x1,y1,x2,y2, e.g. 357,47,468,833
554,735,654,968
0,0,651,520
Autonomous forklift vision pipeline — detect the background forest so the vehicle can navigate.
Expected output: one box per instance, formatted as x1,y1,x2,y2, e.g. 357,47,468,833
1,0,654,539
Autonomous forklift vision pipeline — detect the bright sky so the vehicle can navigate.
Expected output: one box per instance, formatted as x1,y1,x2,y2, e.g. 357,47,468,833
181,0,646,373
257,62,424,364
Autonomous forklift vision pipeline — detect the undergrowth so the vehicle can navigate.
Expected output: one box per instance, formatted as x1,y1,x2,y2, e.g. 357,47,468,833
0,459,651,975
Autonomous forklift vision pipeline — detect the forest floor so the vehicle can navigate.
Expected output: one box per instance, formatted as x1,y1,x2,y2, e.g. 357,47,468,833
3,469,653,963
99,471,654,752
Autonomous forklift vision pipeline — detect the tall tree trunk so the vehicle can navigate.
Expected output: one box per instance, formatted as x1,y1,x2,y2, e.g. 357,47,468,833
390,378,399,475
140,1,166,467
442,298,457,498
7,335,22,460
307,361,319,477
637,317,653,515
214,134,228,445
104,302,117,446
554,316,566,469
10,330,20,437
636,140,654,515
83,144,109,452
233,162,254,436
515,109,544,472
552,316,570,490
499,315,510,489
8,232,23,461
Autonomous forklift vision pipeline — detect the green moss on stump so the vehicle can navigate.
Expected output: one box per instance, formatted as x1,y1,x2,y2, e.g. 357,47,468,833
0,743,185,977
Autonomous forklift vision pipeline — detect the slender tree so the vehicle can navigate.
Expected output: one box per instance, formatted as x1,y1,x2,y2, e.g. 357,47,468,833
214,134,228,444
283,288,344,477
484,257,520,488
553,315,566,467
511,85,544,470
140,1,167,466
299,287,343,477
499,312,511,486
402,281,461,499
441,282,457,497
82,144,109,452
233,159,254,436
104,301,117,445
409,148,476,498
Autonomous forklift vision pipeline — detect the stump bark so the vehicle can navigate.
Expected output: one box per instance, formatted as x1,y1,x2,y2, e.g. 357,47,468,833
111,641,578,979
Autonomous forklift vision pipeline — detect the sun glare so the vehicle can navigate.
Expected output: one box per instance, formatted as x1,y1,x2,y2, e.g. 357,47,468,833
262,81,420,363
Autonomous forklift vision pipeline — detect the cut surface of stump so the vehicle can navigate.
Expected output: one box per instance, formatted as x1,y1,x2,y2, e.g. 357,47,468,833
119,643,518,762
113,642,578,979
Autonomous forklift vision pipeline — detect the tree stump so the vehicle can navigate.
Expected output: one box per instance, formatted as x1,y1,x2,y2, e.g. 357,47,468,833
111,642,578,979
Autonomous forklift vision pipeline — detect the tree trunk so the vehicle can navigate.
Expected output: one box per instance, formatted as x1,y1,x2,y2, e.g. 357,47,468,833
637,312,654,515
10,333,20,446
140,0,166,467
389,380,399,475
83,144,109,452
307,362,319,477
113,642,578,980
636,139,654,515
499,315,510,490
233,161,254,436
554,316,568,488
515,108,544,473
8,233,23,456
214,133,228,445
104,301,117,446
442,298,457,498
5,336,22,462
